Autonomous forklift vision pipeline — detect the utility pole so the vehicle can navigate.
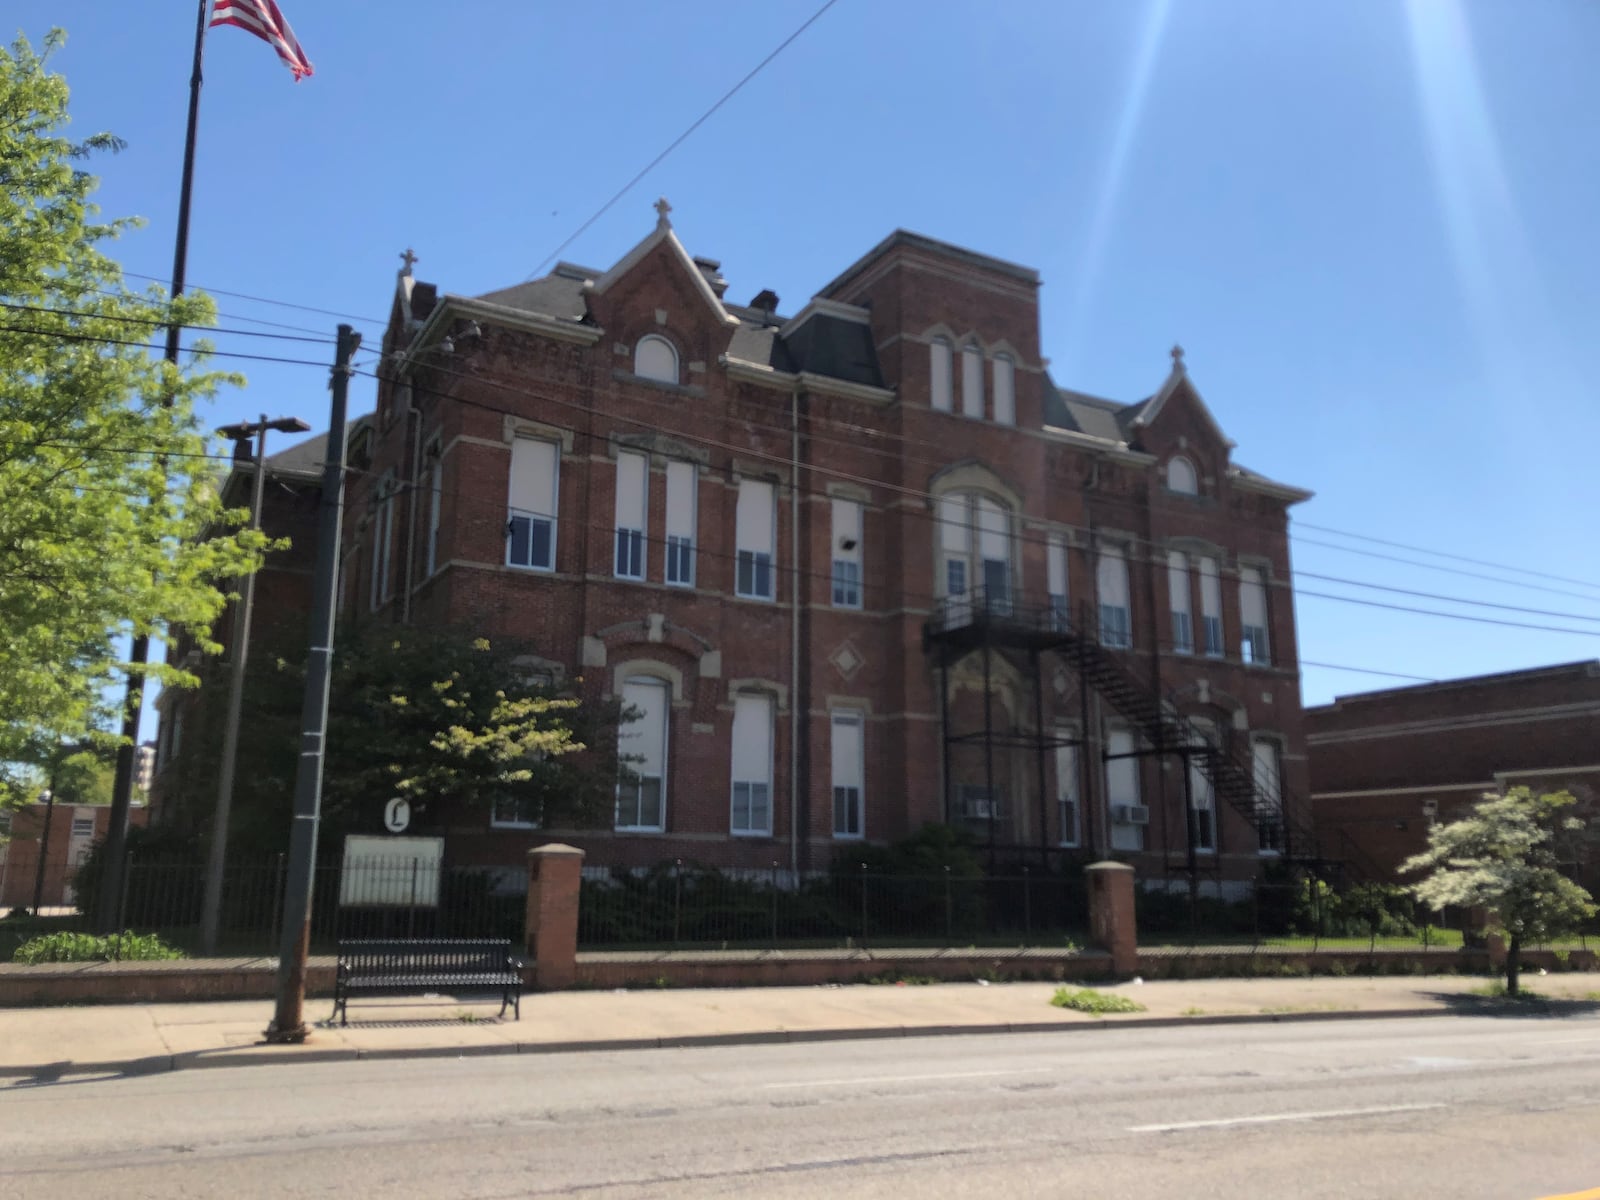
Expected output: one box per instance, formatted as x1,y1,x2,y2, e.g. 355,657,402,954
199,414,310,954
100,0,212,933
266,325,357,1043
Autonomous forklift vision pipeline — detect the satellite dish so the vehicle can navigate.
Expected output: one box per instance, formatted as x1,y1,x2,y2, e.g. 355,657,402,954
383,797,411,834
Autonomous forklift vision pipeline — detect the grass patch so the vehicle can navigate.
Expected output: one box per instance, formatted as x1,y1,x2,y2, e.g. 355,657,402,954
1468,982,1546,1002
12,930,186,964
1050,986,1145,1015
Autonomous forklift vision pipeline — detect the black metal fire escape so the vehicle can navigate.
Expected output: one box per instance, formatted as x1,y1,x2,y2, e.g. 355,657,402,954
923,590,1349,879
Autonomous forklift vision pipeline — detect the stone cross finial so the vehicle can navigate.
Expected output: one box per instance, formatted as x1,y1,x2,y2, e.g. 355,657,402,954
400,247,419,277
654,196,673,228
1170,343,1185,371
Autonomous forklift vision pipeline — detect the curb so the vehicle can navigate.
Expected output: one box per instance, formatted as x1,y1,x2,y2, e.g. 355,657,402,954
0,1004,1467,1082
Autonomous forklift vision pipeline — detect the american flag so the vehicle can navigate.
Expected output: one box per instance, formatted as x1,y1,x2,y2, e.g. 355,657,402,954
210,0,314,81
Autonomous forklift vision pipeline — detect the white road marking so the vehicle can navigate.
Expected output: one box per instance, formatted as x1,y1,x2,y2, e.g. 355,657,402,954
1128,1102,1445,1133
764,1067,1053,1090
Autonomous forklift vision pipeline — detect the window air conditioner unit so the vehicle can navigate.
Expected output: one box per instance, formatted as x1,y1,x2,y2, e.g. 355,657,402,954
963,796,998,820
1113,804,1151,826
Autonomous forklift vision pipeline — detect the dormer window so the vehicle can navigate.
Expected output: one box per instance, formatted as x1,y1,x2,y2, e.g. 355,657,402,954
634,334,678,384
1166,455,1198,495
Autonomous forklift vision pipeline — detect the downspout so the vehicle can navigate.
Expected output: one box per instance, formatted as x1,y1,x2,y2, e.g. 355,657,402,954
789,380,803,877
400,377,423,625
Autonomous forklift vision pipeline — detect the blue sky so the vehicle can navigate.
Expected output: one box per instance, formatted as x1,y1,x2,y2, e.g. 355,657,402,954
12,0,1600,732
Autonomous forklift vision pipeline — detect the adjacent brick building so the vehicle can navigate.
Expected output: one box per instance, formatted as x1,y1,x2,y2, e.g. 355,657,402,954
149,432,329,824
1308,660,1600,883
335,206,1317,887
1,801,147,911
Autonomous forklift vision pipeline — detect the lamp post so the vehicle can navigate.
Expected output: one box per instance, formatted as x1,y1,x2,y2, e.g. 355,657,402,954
198,415,311,954
29,774,57,917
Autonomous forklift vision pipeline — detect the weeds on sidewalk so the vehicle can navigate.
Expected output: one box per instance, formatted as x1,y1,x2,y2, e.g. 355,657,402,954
1050,987,1145,1015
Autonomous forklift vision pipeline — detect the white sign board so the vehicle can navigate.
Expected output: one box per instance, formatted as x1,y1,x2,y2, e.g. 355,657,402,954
340,835,444,908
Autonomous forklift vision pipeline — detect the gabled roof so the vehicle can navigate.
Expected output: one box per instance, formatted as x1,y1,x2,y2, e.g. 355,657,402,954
589,207,739,327
1123,352,1236,450
1041,376,1133,443
474,274,588,321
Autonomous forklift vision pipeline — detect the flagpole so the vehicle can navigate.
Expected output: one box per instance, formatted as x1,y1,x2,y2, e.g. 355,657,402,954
100,0,213,931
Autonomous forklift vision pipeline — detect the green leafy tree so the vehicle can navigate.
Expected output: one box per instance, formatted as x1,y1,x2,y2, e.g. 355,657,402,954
1402,788,1596,994
158,622,624,854
0,31,260,790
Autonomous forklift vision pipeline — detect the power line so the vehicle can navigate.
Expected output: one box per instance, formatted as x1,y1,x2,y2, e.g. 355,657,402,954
1295,589,1600,637
9,317,1597,638
0,301,338,346
1291,535,1600,606
0,321,337,368
1299,660,1435,684
118,270,386,328
367,361,1600,633
525,0,843,280
1292,569,1600,624
1296,519,1600,594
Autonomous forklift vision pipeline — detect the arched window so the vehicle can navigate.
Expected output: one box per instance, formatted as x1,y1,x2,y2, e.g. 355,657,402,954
961,342,984,418
937,490,1012,616
634,334,678,384
929,337,953,412
992,353,1015,425
1165,455,1198,495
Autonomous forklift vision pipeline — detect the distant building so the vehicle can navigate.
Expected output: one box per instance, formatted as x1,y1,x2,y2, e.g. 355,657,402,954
1308,660,1600,883
134,741,156,796
0,802,148,912
150,431,329,823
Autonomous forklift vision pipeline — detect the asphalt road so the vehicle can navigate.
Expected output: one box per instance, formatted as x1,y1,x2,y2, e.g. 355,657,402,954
4,1015,1599,1199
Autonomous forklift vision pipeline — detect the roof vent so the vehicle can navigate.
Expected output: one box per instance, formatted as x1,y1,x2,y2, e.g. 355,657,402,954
750,289,779,314
552,262,594,281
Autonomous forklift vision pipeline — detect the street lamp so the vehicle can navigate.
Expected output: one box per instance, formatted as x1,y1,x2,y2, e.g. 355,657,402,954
199,414,311,954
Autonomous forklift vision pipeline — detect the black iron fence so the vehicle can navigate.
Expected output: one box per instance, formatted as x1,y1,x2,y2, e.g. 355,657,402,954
105,855,525,956
577,863,1090,951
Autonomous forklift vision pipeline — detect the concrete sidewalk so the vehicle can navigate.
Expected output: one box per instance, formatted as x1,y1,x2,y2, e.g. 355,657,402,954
3,971,1598,1081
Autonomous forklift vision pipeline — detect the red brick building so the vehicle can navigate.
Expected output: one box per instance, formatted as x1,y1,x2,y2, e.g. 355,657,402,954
1,802,148,911
326,206,1317,889
149,433,328,822
1308,660,1600,883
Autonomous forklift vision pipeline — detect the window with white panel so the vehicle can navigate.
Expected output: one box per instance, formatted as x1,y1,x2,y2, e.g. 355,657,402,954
961,342,984,418
976,497,1010,614
1167,550,1193,654
1055,734,1080,847
613,451,647,580
370,472,395,610
830,498,862,609
1166,456,1198,495
615,677,669,831
1097,545,1131,648
1186,723,1217,853
830,709,864,839
507,437,558,572
634,335,678,384
735,479,775,600
929,337,953,412
1105,727,1143,851
1240,566,1271,664
1199,556,1224,657
992,354,1015,425
1252,738,1285,854
1047,534,1069,631
730,693,773,835
664,460,696,587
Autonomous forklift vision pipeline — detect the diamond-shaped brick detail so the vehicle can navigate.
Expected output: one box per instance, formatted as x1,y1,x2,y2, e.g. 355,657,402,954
829,641,865,681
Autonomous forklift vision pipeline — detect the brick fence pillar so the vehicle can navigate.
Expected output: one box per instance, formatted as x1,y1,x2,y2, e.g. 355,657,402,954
1086,861,1138,977
525,843,585,991
1465,906,1507,969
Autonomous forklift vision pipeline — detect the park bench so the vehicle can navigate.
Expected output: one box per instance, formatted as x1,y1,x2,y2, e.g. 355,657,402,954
331,938,524,1025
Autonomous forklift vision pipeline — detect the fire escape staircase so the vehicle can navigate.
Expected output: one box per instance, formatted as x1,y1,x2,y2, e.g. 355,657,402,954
924,592,1376,883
